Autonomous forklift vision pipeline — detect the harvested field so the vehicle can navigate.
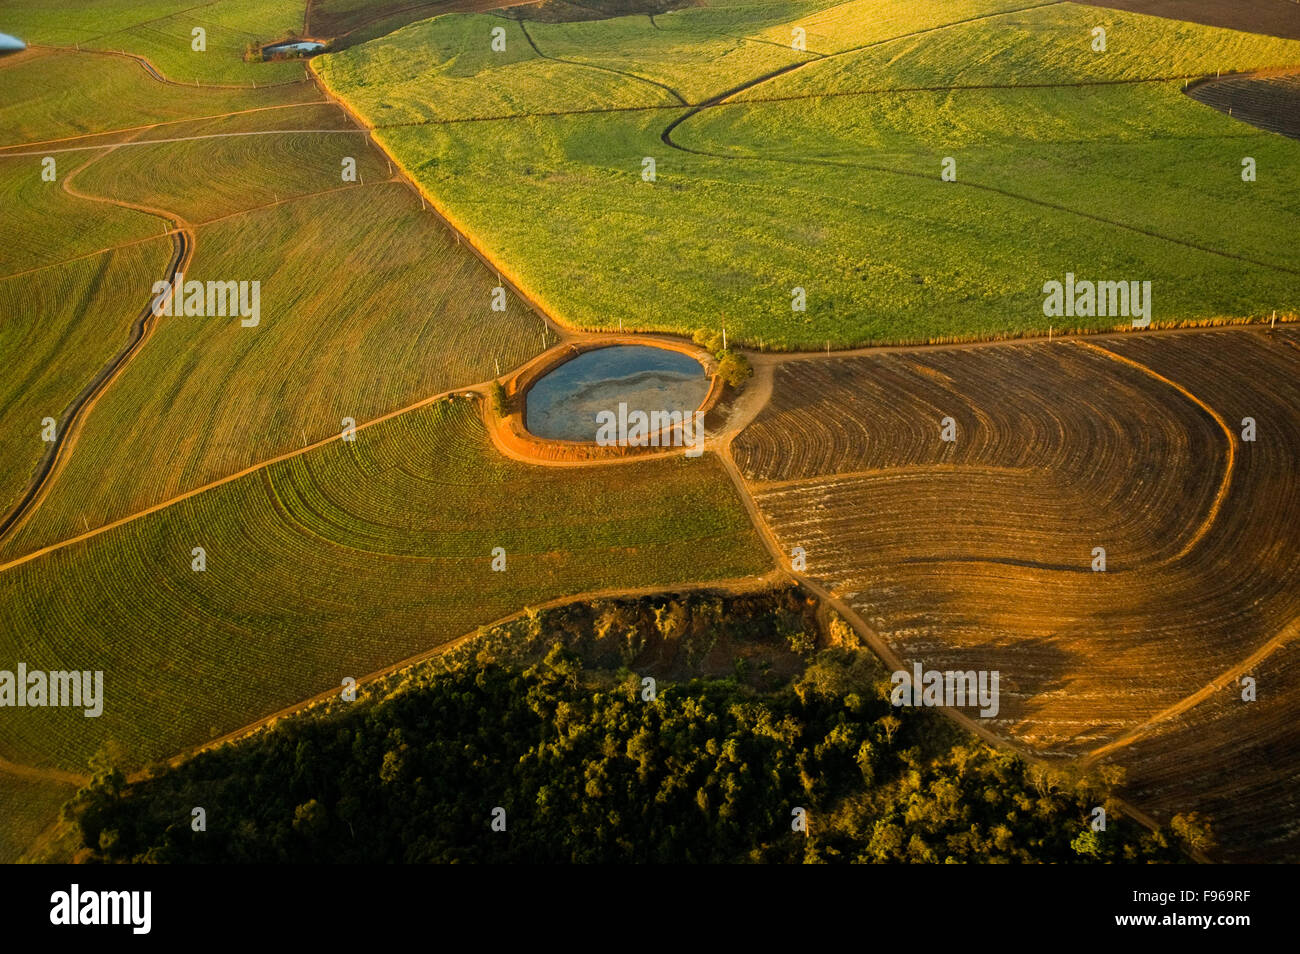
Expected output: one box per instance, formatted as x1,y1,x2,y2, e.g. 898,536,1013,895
1083,0,1300,41
1104,636,1300,862
1186,70,1300,138
731,329,1300,857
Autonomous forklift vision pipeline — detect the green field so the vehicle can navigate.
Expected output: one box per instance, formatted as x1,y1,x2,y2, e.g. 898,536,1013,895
0,0,310,85
0,774,77,863
0,398,768,772
0,48,324,147
0,239,172,521
0,154,159,276
70,116,386,223
316,0,1300,347
1,179,552,559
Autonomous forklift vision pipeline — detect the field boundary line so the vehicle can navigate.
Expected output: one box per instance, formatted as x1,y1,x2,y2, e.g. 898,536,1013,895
138,569,790,779
754,321,1292,358
0,381,489,575
515,17,688,105
1075,339,1235,562
0,127,368,158
358,73,1284,129
0,179,386,283
0,755,88,787
661,0,1067,147
0,101,331,154
28,43,310,90
309,61,578,344
669,145,1300,279
0,144,195,547
1084,616,1300,767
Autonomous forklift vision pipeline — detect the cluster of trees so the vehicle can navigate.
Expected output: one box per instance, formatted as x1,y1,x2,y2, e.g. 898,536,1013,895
692,329,753,390
68,592,1205,864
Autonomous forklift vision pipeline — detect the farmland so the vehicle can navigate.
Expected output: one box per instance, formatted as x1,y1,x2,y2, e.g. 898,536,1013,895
731,327,1300,858
0,397,767,775
316,0,1300,347
2,0,1299,870
0,47,553,560
0,0,309,84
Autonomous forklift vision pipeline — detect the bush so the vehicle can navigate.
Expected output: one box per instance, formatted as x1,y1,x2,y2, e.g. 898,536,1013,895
715,350,752,389
489,380,509,416
692,328,724,353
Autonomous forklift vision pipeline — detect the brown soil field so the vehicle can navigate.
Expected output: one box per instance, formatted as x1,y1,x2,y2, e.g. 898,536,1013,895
1101,636,1300,862
1186,70,1300,138
1084,0,1300,40
731,328,1300,859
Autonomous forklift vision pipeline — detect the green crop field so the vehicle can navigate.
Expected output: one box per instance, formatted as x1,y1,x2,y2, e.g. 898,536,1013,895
0,774,77,863
316,0,1300,347
0,398,768,773
0,239,172,520
0,155,159,275
1,179,552,559
0,48,321,146
70,121,386,223
0,0,311,85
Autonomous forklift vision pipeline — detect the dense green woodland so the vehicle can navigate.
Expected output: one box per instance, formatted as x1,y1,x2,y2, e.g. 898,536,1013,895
68,591,1204,863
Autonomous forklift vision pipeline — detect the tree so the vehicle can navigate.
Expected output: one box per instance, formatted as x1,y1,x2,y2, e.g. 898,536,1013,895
715,350,752,389
489,380,509,416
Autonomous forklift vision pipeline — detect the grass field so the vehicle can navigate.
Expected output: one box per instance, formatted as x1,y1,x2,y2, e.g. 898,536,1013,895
317,0,1300,347
0,398,768,773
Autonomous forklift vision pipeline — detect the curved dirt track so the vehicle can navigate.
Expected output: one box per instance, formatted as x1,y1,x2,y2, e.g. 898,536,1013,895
7,1,1296,867
0,144,194,546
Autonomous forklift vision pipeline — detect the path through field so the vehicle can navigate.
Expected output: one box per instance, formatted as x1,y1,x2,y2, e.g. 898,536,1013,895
4,0,1298,865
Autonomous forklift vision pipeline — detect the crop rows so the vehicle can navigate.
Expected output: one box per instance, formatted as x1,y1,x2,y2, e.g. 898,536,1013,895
732,331,1300,856
1187,72,1300,139
0,239,172,523
2,181,549,560
0,398,768,773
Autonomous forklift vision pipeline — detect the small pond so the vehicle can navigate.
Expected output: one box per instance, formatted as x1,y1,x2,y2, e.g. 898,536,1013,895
524,345,709,442
262,40,325,59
